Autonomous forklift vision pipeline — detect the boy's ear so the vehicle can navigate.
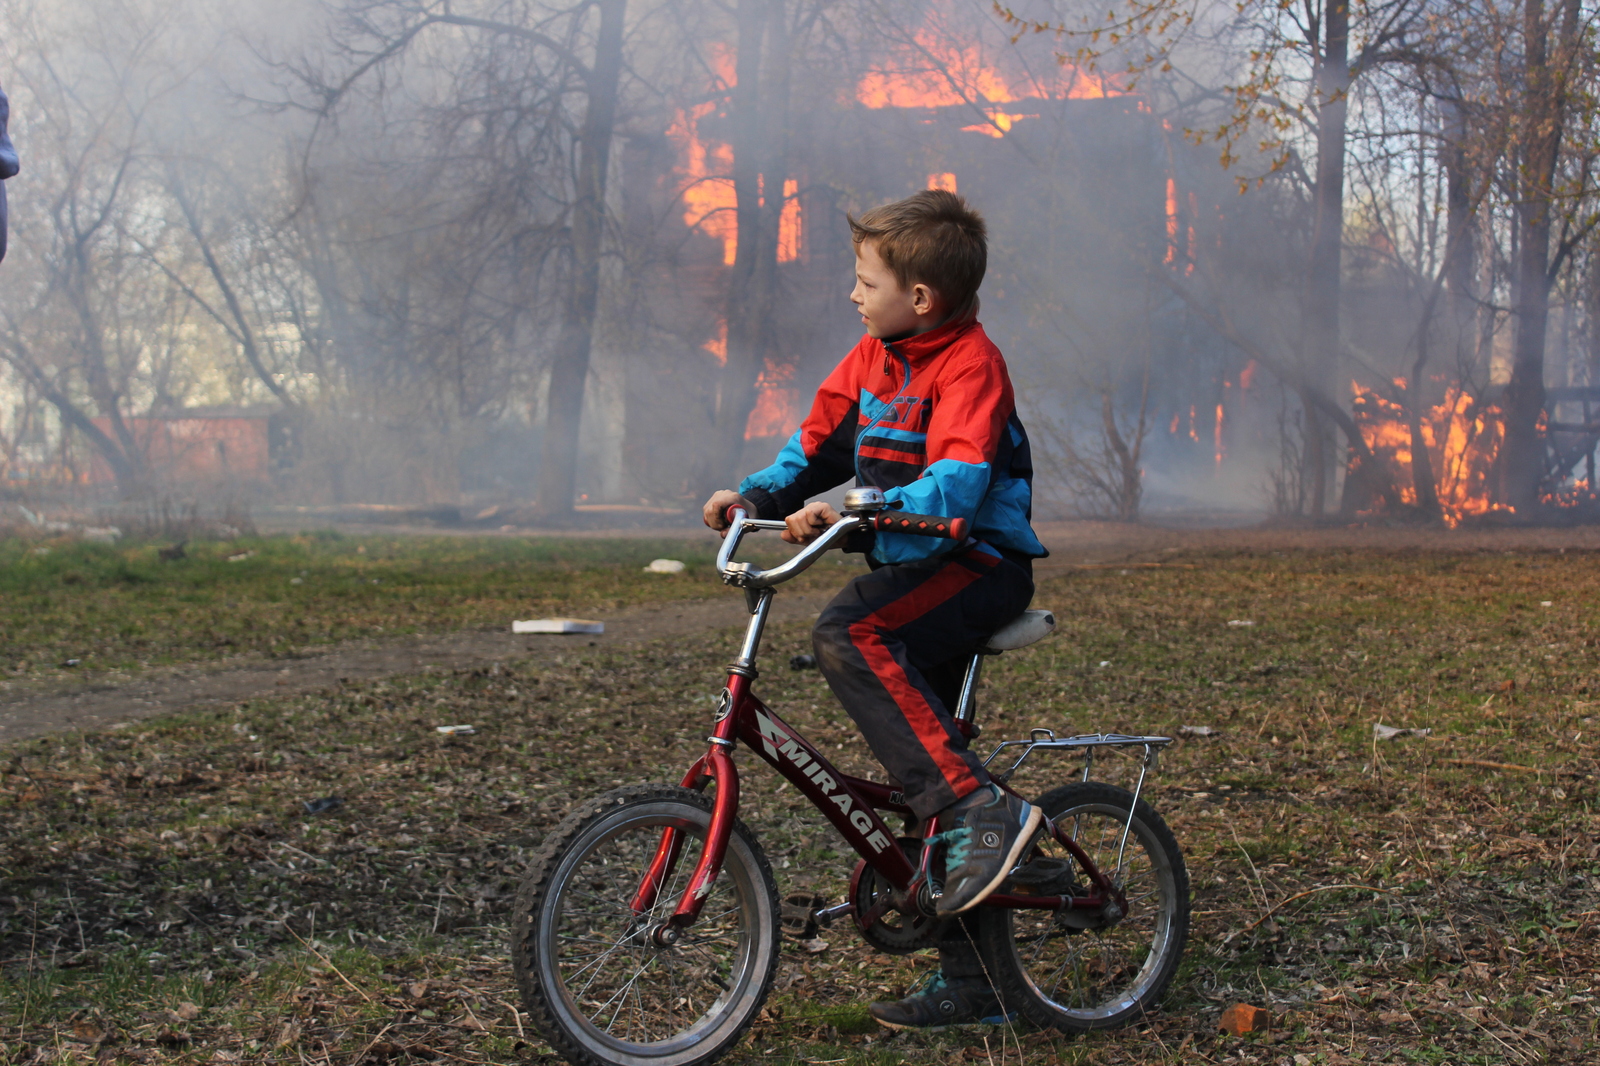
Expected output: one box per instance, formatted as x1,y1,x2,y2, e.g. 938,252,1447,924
910,282,940,317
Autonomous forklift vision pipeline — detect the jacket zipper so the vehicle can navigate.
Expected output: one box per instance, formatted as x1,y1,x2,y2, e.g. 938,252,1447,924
855,343,914,485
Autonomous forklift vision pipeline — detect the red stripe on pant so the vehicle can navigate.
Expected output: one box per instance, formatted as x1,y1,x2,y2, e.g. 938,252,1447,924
846,553,997,801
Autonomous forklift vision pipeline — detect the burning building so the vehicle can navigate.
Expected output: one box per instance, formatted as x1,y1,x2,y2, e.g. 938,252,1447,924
589,25,1217,511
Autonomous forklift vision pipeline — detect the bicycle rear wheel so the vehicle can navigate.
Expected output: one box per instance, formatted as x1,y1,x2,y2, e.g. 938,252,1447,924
510,784,781,1066
975,781,1189,1031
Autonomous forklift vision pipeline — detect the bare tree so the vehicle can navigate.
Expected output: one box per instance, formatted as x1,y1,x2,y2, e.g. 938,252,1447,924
294,0,628,518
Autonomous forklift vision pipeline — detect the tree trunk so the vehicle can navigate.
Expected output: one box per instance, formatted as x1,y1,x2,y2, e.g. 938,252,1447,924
1497,0,1571,512
708,0,789,494
1441,98,1477,306
535,0,627,519
1307,0,1349,517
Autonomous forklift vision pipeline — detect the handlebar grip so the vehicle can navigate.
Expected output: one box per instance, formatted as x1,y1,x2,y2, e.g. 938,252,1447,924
724,504,744,526
871,511,968,539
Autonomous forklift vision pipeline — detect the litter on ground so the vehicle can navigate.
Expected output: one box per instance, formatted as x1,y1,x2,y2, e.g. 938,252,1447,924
512,618,604,635
1372,723,1433,740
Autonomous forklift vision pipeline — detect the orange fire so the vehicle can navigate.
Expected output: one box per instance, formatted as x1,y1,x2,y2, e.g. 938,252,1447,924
855,28,1119,139
671,100,739,265
1214,403,1225,467
703,318,728,365
745,358,800,440
777,179,802,263
928,172,958,193
1350,381,1509,526
671,65,803,266
1164,178,1179,264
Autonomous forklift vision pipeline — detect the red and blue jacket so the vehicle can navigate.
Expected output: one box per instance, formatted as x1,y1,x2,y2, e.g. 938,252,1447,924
739,317,1047,566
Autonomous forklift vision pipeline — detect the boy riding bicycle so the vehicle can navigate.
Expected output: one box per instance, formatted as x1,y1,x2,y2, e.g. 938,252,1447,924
703,189,1048,1029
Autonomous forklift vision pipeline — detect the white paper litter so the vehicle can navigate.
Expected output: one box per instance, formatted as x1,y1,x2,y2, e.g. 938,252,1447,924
436,725,476,736
1227,619,1255,627
1180,725,1219,737
513,618,605,635
1372,723,1432,740
644,558,687,574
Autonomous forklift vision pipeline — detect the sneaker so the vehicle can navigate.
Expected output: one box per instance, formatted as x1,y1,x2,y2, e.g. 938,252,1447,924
933,784,1043,917
868,972,1006,1030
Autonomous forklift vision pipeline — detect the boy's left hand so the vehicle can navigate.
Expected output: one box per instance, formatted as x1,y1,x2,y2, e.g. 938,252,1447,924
782,501,841,545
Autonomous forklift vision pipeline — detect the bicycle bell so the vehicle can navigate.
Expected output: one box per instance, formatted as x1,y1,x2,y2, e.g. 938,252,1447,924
842,487,887,512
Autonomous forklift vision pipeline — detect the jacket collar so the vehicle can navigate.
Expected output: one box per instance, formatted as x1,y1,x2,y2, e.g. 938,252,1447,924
876,316,978,363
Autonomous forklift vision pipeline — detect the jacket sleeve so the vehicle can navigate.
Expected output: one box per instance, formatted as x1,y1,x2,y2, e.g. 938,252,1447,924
738,346,862,519
874,352,1010,564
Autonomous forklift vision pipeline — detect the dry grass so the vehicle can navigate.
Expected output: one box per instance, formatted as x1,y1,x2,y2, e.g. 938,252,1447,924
2,545,1598,1065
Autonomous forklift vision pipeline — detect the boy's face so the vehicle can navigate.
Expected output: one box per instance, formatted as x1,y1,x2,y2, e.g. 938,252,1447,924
850,240,941,339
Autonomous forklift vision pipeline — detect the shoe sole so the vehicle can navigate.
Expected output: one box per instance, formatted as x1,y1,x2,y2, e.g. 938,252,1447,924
937,802,1044,917
871,1013,1017,1032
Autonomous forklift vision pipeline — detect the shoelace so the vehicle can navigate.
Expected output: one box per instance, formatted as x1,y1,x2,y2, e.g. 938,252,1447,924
926,826,974,868
909,969,954,997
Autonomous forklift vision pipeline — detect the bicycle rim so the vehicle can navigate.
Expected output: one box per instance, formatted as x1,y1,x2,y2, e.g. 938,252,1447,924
533,796,776,1063
982,784,1187,1029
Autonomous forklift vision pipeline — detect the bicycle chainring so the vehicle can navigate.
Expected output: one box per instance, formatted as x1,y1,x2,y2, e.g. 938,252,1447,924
849,838,944,955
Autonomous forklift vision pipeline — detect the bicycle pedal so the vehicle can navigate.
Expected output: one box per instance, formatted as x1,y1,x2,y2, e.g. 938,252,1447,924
780,893,829,940
1005,856,1079,895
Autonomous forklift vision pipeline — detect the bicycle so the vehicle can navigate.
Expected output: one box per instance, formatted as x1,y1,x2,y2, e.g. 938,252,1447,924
509,488,1190,1066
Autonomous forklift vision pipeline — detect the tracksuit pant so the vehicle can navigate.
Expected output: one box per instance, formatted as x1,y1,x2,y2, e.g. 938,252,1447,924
812,541,1035,820
813,541,1034,987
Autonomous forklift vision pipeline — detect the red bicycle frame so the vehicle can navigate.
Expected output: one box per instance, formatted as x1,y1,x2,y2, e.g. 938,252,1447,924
628,587,1121,937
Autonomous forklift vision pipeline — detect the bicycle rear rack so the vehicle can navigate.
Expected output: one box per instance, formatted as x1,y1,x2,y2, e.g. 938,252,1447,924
984,730,1174,883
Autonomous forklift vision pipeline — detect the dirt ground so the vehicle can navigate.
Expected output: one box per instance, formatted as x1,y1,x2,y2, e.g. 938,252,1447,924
10,518,1600,746
4,525,1599,1065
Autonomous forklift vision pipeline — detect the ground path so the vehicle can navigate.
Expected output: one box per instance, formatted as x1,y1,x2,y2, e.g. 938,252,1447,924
7,518,1600,743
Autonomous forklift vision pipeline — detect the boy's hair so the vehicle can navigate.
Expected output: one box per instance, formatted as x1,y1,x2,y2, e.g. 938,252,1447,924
848,189,987,313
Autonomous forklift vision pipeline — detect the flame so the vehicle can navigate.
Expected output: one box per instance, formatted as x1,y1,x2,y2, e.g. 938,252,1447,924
744,358,800,440
1239,360,1257,390
1169,411,1180,434
928,172,958,193
703,318,727,365
1187,405,1198,442
777,179,801,263
855,28,1120,137
1214,403,1225,467
1164,178,1179,265
1350,381,1510,526
671,101,739,265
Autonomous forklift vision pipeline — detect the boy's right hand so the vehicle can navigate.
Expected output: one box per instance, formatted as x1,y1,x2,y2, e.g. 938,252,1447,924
703,490,756,535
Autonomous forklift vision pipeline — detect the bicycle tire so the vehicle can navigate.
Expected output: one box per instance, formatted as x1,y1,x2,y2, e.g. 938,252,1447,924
974,781,1189,1031
510,784,781,1066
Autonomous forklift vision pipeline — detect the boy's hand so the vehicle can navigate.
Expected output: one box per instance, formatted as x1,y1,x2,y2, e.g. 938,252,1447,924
703,490,755,535
782,501,841,545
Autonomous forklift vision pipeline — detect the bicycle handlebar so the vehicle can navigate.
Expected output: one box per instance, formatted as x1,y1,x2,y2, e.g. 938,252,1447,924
872,511,968,539
715,504,968,589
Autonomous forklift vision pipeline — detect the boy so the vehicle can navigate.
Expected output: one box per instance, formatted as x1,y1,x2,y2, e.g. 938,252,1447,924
703,189,1048,1028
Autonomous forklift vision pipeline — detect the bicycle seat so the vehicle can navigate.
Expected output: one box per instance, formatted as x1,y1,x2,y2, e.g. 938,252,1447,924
984,609,1056,652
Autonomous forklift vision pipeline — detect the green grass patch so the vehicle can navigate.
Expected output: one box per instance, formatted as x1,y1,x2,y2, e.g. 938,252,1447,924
0,532,810,680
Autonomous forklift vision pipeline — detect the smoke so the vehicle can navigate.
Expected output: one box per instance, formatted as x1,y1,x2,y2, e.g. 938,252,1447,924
2,0,1539,529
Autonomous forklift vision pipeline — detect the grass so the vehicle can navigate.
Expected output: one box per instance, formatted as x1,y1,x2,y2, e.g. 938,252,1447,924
0,531,806,680
3,544,1599,1064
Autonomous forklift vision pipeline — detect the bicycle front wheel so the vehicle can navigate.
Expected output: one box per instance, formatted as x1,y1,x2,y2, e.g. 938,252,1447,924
975,781,1189,1031
510,784,781,1066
